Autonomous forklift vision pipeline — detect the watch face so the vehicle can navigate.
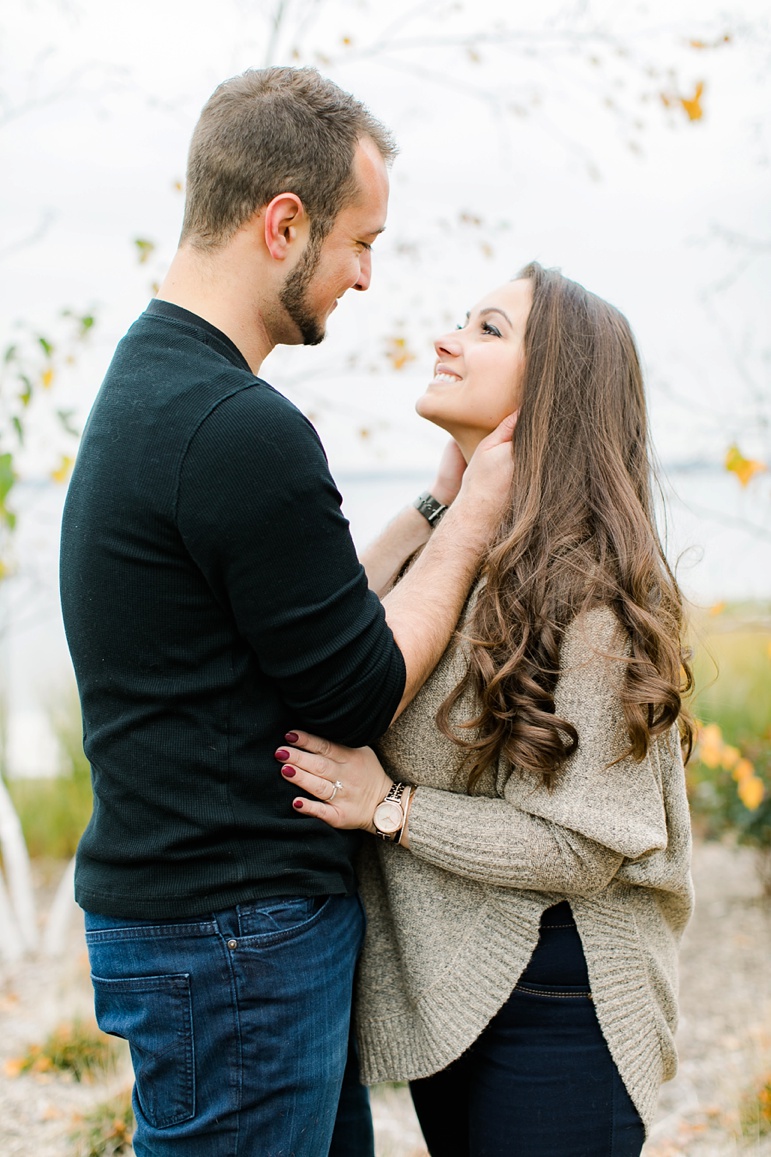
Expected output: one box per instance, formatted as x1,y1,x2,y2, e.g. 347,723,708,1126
374,799,403,834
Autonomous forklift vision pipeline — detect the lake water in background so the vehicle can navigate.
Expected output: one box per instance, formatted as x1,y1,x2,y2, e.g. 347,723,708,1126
2,466,769,776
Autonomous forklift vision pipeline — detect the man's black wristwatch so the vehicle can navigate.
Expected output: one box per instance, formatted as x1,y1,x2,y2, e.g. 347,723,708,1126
413,491,448,527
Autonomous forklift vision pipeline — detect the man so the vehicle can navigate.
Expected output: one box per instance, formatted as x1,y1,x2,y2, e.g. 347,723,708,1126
60,67,514,1156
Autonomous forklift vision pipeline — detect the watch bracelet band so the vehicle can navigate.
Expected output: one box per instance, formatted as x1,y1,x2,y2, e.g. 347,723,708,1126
413,490,449,527
374,781,410,841
396,785,415,845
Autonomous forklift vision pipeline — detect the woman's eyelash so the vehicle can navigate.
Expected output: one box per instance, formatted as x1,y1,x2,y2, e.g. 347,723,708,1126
482,321,501,336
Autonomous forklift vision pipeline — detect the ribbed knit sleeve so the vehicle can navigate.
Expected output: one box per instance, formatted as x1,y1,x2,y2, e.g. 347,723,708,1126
176,384,405,746
406,793,625,892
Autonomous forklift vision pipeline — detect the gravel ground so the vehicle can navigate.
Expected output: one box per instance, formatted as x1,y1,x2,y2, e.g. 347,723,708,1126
1,840,769,1156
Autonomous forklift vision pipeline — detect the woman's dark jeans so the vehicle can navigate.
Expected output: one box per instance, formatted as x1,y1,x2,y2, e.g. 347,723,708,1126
409,902,645,1157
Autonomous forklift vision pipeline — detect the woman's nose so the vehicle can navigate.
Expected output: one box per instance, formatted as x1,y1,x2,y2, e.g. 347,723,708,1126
434,331,462,357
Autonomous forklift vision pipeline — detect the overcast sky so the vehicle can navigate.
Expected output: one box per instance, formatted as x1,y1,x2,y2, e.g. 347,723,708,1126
1,0,769,475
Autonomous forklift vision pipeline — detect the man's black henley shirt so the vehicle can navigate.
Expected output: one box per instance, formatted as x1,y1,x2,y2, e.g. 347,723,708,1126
59,300,406,919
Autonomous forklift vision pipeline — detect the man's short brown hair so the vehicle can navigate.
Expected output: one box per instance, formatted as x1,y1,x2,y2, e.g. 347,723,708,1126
180,67,396,249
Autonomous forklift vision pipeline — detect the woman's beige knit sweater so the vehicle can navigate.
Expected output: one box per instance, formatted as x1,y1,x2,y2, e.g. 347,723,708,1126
355,606,693,1133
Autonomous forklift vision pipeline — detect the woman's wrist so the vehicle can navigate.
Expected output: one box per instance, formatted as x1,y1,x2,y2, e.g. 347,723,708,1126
370,780,415,843
427,481,456,508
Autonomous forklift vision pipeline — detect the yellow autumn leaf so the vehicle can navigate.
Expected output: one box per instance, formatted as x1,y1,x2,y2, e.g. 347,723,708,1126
720,745,740,771
725,444,766,487
51,456,74,484
680,81,705,121
697,721,723,769
737,775,764,811
42,367,54,388
384,336,417,372
4,1057,25,1078
732,757,755,783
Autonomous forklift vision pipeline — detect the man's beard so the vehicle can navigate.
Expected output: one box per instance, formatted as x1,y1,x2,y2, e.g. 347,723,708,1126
279,233,326,346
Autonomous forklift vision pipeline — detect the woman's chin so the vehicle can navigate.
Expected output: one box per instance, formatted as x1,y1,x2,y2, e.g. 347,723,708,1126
415,395,452,431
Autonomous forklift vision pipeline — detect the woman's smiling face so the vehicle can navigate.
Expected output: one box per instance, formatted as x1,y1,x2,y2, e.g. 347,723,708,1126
416,278,533,460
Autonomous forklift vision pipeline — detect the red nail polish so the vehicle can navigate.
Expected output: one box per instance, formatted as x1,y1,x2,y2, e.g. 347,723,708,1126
293,799,304,810
275,748,290,762
281,765,296,778
285,732,299,743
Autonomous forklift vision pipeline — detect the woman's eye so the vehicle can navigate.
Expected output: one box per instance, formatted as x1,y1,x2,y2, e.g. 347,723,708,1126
482,321,502,337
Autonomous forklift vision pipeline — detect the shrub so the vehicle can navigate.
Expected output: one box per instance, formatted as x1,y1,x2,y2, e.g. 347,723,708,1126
4,1019,117,1082
739,1071,771,1139
687,609,771,891
70,1088,135,1157
4,684,92,859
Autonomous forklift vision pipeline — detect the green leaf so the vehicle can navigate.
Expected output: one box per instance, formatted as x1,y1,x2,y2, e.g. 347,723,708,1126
134,238,156,265
4,344,17,364
78,314,95,335
19,375,33,406
0,452,16,506
56,409,80,437
38,335,54,357
11,415,24,445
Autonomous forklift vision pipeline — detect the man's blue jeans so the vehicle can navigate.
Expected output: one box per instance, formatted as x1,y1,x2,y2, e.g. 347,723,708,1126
84,892,374,1156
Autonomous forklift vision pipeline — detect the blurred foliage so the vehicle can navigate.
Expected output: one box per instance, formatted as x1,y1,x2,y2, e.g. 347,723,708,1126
5,686,91,859
725,444,768,488
740,1071,771,1140
0,309,92,575
4,1018,117,1082
70,1088,135,1157
687,608,771,890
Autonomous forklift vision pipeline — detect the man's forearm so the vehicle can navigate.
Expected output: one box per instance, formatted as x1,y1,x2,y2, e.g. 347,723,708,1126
382,495,490,720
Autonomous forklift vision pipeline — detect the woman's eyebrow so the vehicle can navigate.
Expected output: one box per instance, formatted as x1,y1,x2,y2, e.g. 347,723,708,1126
478,307,513,326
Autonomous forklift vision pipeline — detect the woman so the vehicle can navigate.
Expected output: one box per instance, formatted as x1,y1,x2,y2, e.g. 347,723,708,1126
275,263,694,1156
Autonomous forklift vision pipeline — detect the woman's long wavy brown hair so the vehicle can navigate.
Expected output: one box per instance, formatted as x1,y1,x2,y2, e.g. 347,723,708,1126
438,262,694,790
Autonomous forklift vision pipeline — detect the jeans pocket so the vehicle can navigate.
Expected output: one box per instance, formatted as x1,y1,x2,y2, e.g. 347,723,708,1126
237,894,330,940
91,972,195,1128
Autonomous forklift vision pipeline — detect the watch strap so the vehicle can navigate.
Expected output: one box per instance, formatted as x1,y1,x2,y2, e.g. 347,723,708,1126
413,491,448,527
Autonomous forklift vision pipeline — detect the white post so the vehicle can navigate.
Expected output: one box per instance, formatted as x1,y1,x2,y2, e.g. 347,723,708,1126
42,854,78,957
0,870,24,962
0,777,38,953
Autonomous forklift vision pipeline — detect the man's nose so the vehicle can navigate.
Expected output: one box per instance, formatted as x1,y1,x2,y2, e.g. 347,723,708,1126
353,248,372,292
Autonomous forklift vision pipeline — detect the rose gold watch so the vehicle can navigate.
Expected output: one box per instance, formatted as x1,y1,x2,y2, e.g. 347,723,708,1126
373,782,410,842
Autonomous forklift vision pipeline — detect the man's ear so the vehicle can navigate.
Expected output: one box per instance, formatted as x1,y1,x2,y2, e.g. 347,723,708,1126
262,193,308,261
